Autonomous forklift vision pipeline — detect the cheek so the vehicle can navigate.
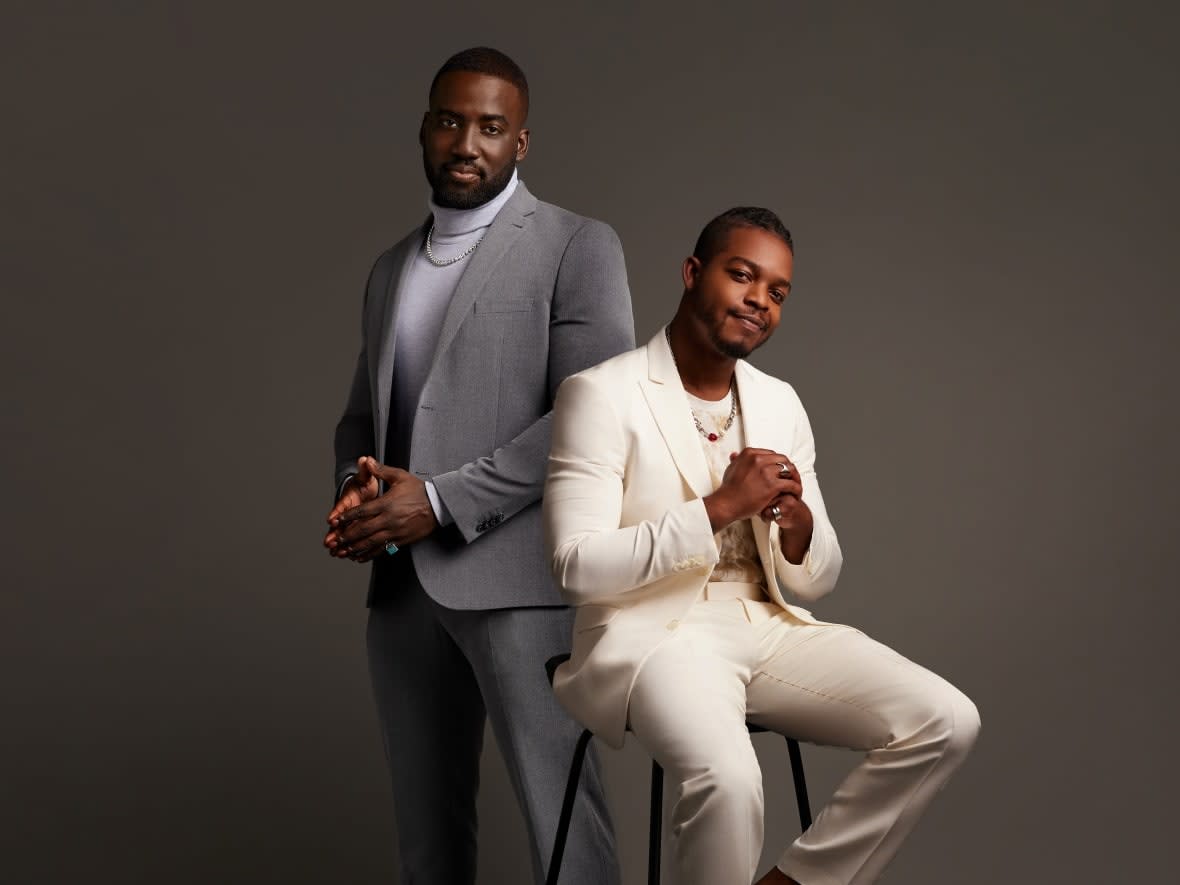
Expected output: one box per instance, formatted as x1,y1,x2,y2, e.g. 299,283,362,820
423,137,446,163
702,276,737,303
488,142,516,167
721,284,750,312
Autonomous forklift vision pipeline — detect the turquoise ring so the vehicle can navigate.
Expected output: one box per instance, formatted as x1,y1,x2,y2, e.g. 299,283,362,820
384,541,399,555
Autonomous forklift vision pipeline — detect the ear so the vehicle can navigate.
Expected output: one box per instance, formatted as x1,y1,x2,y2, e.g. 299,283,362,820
515,127,530,162
682,255,702,291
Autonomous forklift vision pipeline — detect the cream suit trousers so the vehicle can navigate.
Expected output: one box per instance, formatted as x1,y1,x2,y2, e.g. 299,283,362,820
625,594,980,885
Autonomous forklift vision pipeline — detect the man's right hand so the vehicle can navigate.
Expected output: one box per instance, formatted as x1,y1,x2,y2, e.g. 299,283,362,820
703,447,800,533
324,457,379,558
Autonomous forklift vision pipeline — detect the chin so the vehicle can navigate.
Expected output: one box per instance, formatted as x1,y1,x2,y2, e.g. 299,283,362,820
713,334,757,360
432,185,484,210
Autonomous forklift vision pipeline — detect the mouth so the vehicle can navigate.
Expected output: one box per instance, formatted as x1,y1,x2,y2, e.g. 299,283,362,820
444,165,482,183
731,312,766,333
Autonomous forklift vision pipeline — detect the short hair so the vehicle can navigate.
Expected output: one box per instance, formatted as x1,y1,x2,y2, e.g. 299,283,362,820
429,47,530,118
691,207,794,265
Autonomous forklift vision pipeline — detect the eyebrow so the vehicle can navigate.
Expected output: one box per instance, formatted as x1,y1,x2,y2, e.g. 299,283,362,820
434,108,510,125
727,256,792,290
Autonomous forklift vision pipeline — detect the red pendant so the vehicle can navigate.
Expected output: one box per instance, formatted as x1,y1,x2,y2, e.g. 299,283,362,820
707,432,719,441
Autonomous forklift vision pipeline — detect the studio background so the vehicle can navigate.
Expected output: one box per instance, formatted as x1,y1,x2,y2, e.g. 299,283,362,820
4,2,1176,882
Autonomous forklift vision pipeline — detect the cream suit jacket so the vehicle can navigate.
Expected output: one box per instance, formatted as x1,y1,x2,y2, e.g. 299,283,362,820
543,328,844,748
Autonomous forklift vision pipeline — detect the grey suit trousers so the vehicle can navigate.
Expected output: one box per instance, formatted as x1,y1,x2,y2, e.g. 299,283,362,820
367,552,618,885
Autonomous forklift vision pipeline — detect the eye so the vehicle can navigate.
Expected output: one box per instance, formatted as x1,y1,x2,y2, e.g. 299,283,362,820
483,125,502,136
770,290,785,304
439,117,458,128
730,270,750,282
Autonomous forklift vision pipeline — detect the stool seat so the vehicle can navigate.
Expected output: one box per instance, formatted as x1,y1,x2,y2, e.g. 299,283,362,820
544,654,812,885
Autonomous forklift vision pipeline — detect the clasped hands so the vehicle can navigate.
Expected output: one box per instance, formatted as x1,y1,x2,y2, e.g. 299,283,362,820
323,456,439,563
703,447,814,565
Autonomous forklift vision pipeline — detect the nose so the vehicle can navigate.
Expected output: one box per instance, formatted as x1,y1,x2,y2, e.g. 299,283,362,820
451,124,479,160
744,284,771,311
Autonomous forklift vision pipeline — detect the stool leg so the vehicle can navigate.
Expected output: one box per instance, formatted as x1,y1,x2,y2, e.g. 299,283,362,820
785,737,812,831
648,760,664,885
546,729,593,885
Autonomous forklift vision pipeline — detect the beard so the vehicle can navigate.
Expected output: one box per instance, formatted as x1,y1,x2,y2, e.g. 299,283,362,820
425,157,517,210
696,303,766,360
712,331,758,359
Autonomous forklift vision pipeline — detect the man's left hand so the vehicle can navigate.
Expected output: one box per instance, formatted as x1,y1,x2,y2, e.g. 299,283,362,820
327,458,439,562
756,455,814,565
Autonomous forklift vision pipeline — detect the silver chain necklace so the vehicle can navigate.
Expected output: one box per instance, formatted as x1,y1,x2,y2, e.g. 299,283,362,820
424,224,485,267
665,326,738,442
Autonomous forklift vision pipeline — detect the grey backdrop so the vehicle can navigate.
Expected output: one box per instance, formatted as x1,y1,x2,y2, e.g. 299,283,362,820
4,2,1177,882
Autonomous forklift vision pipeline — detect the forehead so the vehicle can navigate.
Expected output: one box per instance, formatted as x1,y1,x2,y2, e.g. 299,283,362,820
429,71,524,119
713,226,794,279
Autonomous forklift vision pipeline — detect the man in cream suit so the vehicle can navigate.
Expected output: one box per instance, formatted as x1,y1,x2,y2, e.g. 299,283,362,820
545,207,979,885
324,48,631,884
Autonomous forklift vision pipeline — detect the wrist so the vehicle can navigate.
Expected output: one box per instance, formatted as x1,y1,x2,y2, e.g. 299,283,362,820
703,492,736,533
337,473,358,501
779,519,814,565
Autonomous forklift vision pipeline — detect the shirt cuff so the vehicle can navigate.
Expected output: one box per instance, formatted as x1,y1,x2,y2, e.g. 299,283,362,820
425,480,454,527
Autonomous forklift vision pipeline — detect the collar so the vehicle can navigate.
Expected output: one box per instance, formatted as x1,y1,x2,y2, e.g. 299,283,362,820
428,168,521,237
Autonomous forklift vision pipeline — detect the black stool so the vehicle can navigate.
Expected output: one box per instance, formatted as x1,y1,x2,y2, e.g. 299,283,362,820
545,654,812,885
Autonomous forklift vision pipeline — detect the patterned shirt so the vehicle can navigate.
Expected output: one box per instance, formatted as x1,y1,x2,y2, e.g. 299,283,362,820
684,388,767,590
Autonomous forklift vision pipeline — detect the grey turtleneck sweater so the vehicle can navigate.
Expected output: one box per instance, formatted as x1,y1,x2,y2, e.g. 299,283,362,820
388,169,520,524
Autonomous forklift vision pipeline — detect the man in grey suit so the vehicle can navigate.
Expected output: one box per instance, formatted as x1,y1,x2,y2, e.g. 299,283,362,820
323,48,633,884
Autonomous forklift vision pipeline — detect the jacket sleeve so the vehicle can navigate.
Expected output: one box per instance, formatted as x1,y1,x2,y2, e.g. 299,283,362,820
767,391,842,602
332,250,388,495
431,220,635,542
544,372,720,606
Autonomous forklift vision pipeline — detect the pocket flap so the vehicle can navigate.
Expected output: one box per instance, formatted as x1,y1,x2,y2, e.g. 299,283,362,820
474,298,534,314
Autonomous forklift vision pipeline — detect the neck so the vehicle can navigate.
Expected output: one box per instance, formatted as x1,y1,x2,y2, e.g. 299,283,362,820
666,316,736,400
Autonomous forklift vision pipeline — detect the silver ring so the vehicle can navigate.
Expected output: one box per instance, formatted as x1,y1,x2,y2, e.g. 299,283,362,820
384,541,399,555
770,504,782,522
776,461,791,479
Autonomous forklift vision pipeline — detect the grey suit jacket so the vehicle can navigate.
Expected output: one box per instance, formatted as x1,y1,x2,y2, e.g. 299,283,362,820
334,182,635,609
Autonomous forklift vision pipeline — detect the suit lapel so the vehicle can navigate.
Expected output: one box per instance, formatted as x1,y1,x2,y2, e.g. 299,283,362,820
638,329,713,499
425,182,537,382
734,360,778,452
372,228,424,468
